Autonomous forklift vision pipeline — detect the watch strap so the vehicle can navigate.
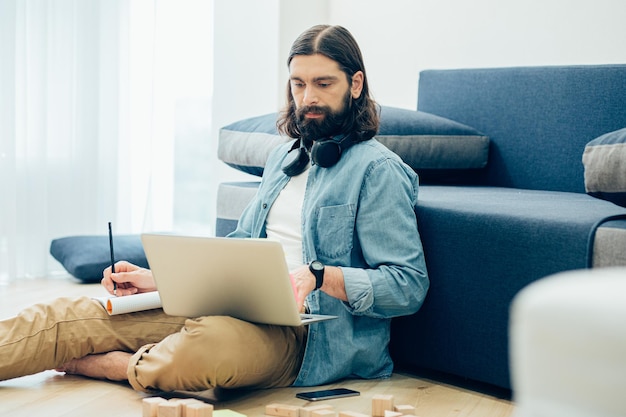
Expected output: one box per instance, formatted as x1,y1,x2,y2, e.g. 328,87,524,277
309,261,325,290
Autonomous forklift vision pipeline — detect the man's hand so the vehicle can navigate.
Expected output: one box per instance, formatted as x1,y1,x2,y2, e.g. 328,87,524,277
290,265,318,312
101,260,157,296
289,264,348,312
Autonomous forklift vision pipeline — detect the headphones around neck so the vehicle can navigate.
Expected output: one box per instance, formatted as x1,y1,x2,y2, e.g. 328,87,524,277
281,134,355,177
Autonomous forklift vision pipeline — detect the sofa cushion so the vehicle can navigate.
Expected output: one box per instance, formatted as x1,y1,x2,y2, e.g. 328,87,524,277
50,235,149,282
218,113,288,177
377,106,489,183
218,106,489,183
583,128,626,207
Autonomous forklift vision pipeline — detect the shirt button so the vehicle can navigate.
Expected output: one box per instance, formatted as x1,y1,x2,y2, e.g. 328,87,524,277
262,203,268,209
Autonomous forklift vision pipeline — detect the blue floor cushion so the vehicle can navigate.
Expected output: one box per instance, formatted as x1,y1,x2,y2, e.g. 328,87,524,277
50,235,149,282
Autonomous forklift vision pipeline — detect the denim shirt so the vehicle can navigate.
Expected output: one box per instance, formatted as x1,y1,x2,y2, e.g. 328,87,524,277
228,138,429,386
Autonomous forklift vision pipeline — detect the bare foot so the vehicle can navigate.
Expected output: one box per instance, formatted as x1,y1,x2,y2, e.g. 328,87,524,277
56,351,132,381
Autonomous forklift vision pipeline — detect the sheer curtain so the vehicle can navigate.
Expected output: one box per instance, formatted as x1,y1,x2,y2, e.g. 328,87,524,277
0,0,213,282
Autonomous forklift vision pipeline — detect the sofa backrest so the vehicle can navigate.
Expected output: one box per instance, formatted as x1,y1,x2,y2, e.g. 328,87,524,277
417,65,626,193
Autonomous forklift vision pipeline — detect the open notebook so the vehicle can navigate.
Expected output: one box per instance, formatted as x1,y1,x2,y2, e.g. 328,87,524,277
137,234,336,326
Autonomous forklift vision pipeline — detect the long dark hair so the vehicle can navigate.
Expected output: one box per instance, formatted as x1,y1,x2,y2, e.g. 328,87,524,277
276,25,379,142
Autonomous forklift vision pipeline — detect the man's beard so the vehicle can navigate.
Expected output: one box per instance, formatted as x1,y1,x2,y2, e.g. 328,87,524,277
295,91,351,149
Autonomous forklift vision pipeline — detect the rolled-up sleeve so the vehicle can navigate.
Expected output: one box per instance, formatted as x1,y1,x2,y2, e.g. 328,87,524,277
341,158,429,318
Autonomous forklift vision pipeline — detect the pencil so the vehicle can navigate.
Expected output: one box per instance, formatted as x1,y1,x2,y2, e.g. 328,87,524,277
108,222,117,294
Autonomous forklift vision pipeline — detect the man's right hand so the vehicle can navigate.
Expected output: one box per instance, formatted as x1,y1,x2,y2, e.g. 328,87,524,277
101,260,157,296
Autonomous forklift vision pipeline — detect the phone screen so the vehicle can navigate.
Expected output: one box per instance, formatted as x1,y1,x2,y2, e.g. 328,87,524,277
296,388,360,401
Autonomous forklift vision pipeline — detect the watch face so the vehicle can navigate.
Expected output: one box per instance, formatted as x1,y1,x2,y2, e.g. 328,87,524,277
311,260,324,271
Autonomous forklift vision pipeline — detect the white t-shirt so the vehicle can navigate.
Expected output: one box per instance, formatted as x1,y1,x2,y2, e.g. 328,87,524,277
265,165,309,271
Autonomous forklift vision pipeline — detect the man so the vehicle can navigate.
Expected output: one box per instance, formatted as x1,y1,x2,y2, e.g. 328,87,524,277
0,25,428,392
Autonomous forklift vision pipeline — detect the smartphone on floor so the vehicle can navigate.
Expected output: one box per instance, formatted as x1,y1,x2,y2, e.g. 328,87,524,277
296,388,360,402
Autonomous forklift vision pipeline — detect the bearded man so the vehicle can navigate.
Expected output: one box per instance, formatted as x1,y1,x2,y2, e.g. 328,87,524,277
0,25,428,393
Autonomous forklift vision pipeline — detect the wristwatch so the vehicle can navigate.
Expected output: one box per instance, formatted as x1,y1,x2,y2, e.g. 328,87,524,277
309,260,325,290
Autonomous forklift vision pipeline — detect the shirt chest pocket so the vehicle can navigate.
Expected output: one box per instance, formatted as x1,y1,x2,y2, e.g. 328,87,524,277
314,204,356,259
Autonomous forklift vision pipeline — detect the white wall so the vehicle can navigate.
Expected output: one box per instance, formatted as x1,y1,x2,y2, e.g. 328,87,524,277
328,0,626,108
212,0,626,143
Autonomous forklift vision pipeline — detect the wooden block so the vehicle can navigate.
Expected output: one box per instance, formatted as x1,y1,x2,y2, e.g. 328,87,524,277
384,411,402,417
372,394,394,417
310,410,336,417
265,403,300,417
158,400,183,417
169,399,205,417
300,404,334,417
338,411,369,417
143,397,167,417
185,402,214,417
393,405,416,415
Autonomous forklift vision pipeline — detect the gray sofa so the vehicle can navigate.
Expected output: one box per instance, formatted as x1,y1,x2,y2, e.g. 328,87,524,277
215,65,626,391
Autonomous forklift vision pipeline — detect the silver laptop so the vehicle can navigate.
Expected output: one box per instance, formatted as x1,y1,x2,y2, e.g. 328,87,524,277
141,234,336,326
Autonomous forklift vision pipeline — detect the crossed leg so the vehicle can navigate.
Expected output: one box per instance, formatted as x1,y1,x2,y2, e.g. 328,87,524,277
0,296,186,383
2,296,307,392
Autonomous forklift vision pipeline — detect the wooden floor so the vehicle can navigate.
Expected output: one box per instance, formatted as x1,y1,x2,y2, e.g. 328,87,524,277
0,276,515,417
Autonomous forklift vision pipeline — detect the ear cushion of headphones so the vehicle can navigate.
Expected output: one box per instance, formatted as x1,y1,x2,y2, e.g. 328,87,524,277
311,140,342,168
281,145,310,177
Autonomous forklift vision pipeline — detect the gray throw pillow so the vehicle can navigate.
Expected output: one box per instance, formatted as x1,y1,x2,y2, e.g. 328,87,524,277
218,106,489,183
583,128,626,207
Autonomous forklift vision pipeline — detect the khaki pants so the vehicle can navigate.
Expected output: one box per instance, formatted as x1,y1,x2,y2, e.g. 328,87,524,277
0,296,306,392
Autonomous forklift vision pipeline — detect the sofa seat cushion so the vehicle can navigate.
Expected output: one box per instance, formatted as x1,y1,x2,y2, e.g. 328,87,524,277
390,185,626,389
583,127,626,207
50,235,149,282
414,186,626,271
218,106,488,183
